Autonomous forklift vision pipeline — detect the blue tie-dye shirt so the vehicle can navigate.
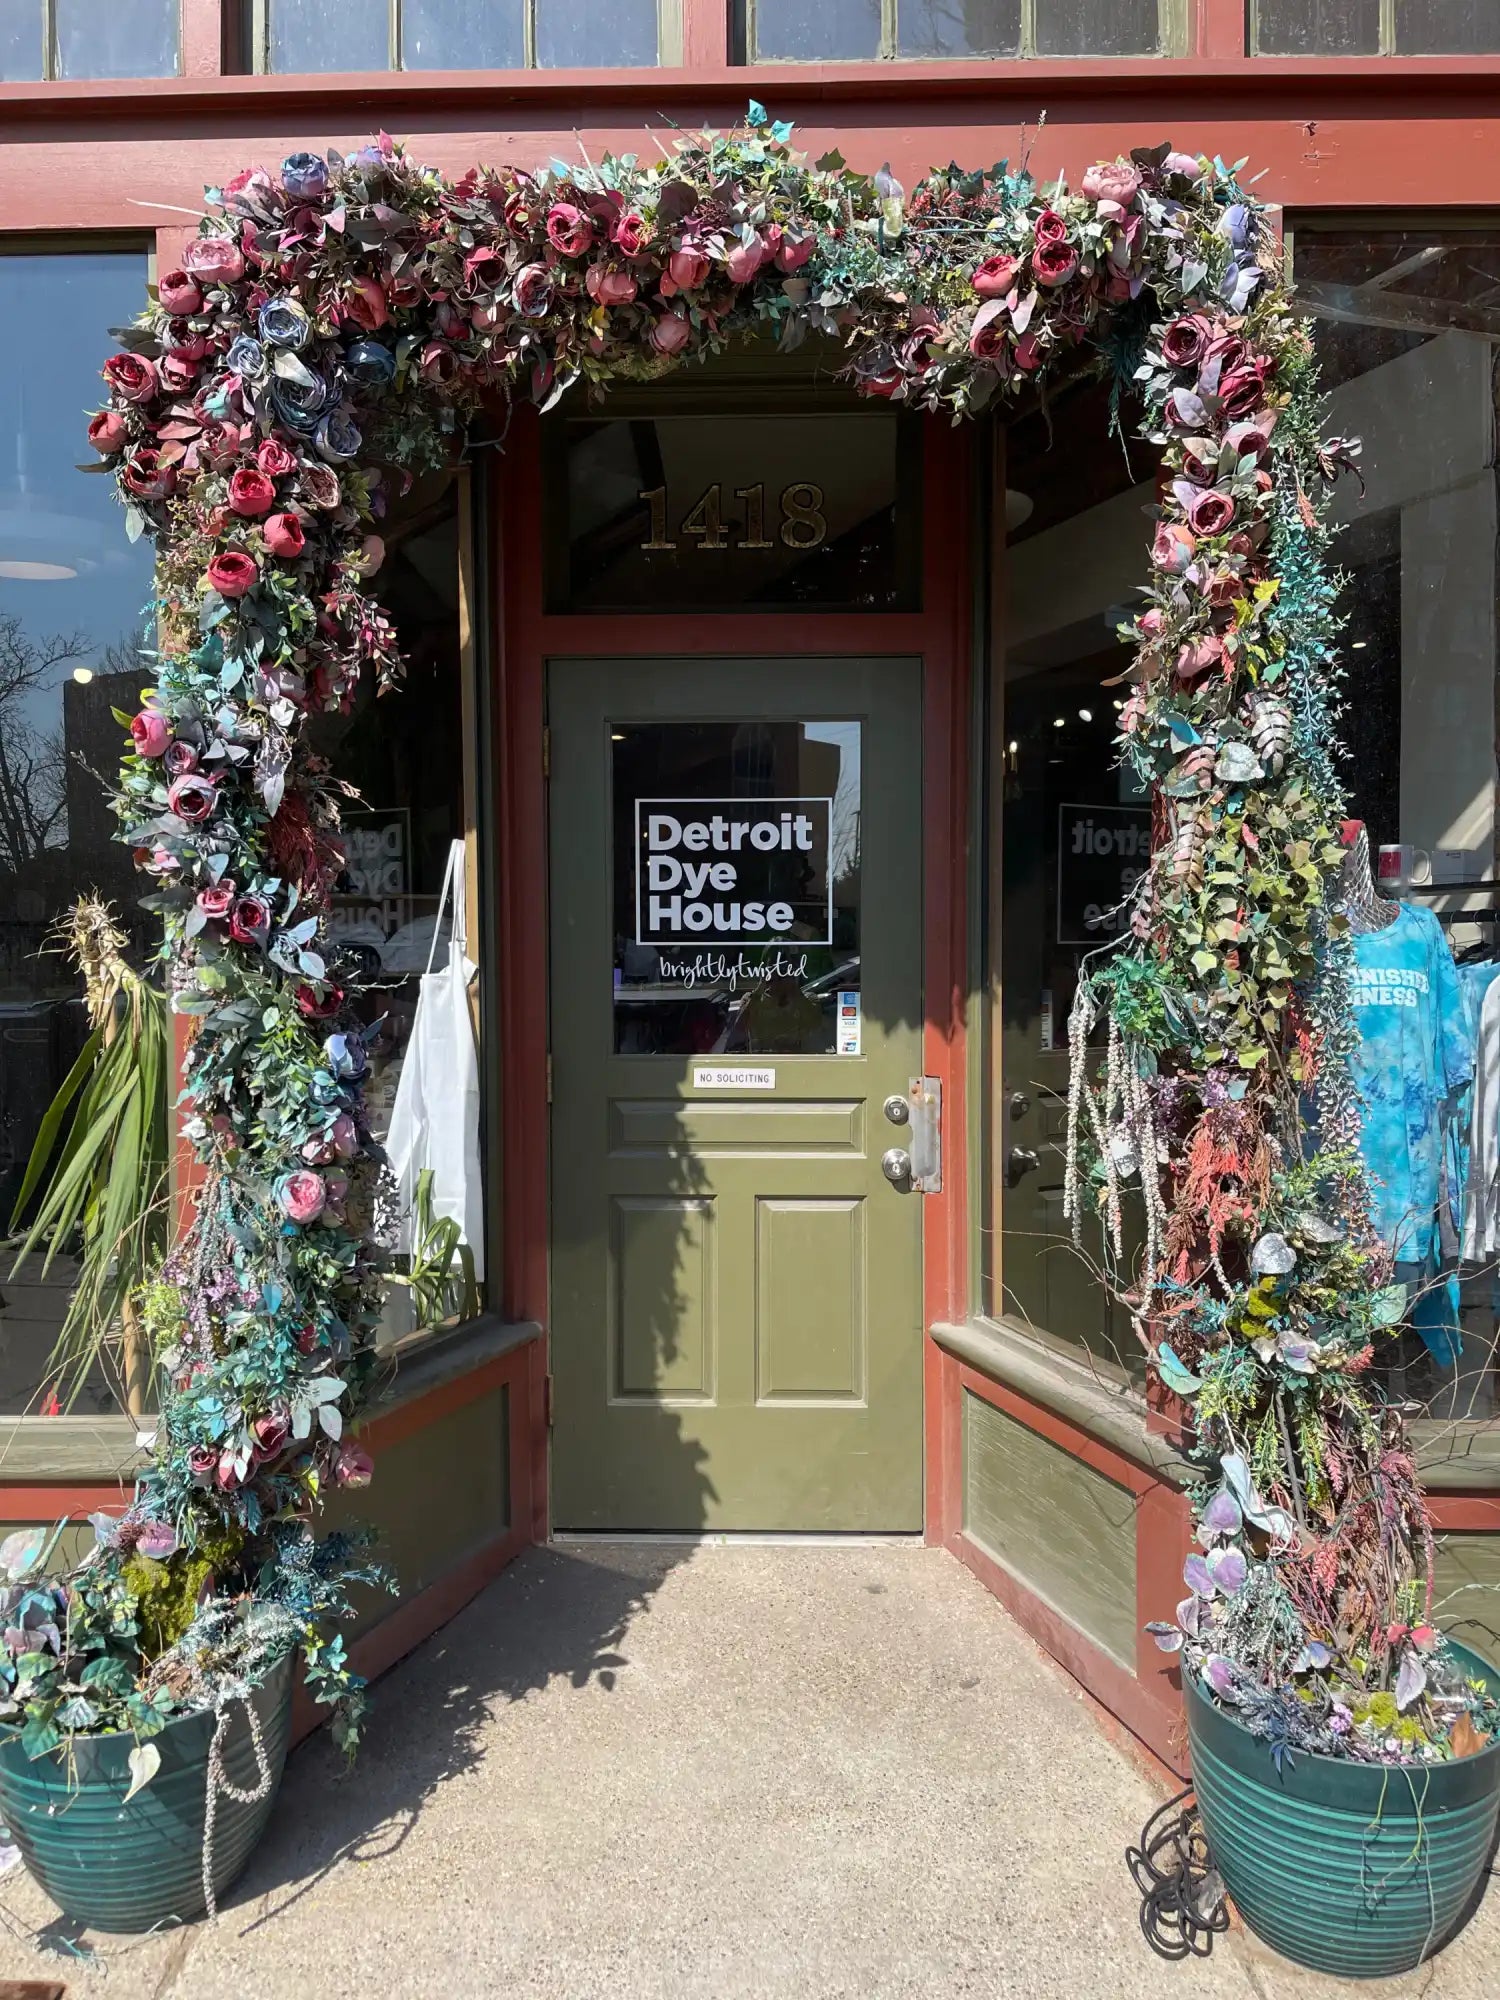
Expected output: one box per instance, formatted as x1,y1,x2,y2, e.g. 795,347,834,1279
1350,905,1473,1263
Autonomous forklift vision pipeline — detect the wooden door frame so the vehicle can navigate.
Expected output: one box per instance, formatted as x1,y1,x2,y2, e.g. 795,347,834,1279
490,399,973,1540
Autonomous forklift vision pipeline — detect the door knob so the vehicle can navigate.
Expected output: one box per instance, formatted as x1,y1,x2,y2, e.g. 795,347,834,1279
1006,1146,1040,1185
1009,1090,1031,1119
881,1147,912,1186
883,1094,911,1125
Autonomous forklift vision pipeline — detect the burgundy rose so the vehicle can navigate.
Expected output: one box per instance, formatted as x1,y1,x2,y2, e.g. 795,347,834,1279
164,328,210,361
969,304,1008,362
182,235,245,285
419,341,458,385
463,244,507,290
188,1444,218,1484
1014,330,1043,372
586,263,638,307
1152,523,1197,574
130,711,170,759
545,201,594,257
860,370,903,400
1080,160,1142,209
512,262,553,317
252,1406,291,1459
343,274,389,331
1180,440,1218,485
278,1169,327,1225
197,881,235,920
973,253,1020,299
257,437,297,478
229,894,271,945
1032,239,1079,288
228,466,276,516
163,739,198,777
167,773,218,824
1033,208,1068,245
1186,488,1236,537
613,210,650,256
87,409,128,454
666,244,710,292
651,310,692,356
159,352,199,394
1161,315,1213,369
157,269,204,316
207,550,258,598
263,511,306,558
1220,359,1273,418
121,448,175,500
1225,418,1273,461
295,981,345,1020
103,352,159,404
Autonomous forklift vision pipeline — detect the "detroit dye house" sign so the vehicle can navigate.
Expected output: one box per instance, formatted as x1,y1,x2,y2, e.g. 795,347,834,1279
635,797,833,945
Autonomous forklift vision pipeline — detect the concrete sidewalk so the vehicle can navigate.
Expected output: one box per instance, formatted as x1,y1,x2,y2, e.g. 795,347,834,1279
0,1543,1494,1997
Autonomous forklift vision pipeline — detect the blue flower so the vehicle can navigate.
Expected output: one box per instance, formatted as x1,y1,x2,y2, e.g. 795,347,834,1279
281,152,329,202
1219,202,1253,251
269,368,337,435
344,338,396,387
315,409,362,463
226,334,266,380
258,298,311,351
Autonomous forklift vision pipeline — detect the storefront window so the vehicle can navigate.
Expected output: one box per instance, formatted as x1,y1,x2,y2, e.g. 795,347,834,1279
0,247,155,1414
611,721,861,1056
1253,1,1500,53
0,0,179,78
262,0,673,69
744,0,1169,59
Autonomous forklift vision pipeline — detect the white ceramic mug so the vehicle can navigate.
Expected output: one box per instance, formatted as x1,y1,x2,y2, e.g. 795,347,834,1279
1377,843,1432,889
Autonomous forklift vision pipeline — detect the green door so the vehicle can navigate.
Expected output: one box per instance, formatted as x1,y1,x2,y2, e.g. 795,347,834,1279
548,656,924,1531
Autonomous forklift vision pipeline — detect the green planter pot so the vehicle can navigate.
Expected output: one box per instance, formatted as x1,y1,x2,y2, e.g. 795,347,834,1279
0,1654,294,1933
1186,1641,1500,1979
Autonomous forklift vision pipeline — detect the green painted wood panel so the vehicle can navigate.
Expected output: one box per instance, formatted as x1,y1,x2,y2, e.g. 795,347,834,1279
963,1388,1138,1669
611,1195,715,1401
755,1197,864,1402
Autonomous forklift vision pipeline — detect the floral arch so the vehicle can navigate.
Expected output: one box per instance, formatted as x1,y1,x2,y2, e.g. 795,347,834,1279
68,106,1446,1759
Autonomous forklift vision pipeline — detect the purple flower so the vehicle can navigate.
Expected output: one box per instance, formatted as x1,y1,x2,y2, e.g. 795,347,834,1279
1219,203,1254,251
281,152,330,202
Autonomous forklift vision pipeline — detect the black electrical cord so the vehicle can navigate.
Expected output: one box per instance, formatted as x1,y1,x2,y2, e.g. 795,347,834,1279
1126,1787,1231,1961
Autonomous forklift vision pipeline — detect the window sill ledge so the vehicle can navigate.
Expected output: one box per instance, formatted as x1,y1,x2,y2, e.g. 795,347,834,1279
0,1313,542,1490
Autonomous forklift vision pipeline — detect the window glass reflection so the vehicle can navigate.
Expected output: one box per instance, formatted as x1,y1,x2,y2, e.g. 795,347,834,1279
55,0,178,77
535,0,659,66
268,0,389,73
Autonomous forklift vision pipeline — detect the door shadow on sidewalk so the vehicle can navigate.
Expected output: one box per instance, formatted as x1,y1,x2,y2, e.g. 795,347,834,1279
226,1542,680,1931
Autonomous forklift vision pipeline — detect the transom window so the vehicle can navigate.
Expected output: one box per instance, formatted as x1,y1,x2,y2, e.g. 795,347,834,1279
253,0,678,69
739,0,1179,59
0,0,178,79
1252,0,1500,52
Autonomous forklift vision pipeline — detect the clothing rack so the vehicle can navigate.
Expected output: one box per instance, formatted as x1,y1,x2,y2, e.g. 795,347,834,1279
1397,881,1500,924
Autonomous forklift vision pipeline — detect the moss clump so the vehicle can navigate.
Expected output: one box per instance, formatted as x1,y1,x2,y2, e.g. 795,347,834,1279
123,1527,246,1659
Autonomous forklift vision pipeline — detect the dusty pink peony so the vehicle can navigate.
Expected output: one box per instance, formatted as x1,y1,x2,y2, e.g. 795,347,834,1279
972,254,1020,299
130,711,170,758
651,310,692,355
545,201,594,257
1186,488,1236,537
103,352,159,403
182,235,246,284
1152,523,1197,574
586,263,638,307
279,1169,327,1225
1080,160,1142,209
667,244,710,292
263,511,306,558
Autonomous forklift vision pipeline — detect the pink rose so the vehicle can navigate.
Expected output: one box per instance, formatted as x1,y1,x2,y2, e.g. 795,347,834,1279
335,1442,374,1488
197,881,235,920
279,1169,327,1225
725,235,768,284
1175,634,1225,685
182,234,246,285
330,1110,358,1159
157,269,204,315
1163,152,1204,180
188,1444,218,1484
667,244,710,292
777,232,815,273
130,711,170,758
257,437,297,478
228,466,276,516
651,310,692,356
1034,208,1068,246
512,262,553,317
252,1406,291,1459
343,274,389,331
1220,358,1273,418
1152,523,1197,574
160,351,199,394
613,210,650,255
121,448,175,500
199,421,243,469
969,306,1008,362
1080,160,1142,209
545,201,594,257
103,352,158,404
586,263,638,307
1014,330,1043,372
88,409,128,454
973,254,1020,299
207,550,259,598
263,511,306,558
1032,239,1079,288
228,893,271,944
167,773,218,824
216,1449,242,1492
1186,488,1236,537
1137,608,1165,640
1161,315,1213,369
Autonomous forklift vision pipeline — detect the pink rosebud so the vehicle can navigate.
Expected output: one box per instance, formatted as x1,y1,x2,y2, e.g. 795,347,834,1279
103,352,159,404
776,231,815,273
207,550,259,598
188,1444,218,1483
1138,609,1165,640
972,253,1020,299
650,310,692,356
163,739,198,778
1033,208,1068,246
1175,633,1224,685
1224,418,1273,462
613,210,650,256
1152,523,1197,575
216,1448,242,1491
335,1442,374,1489
585,263,638,307
156,269,204,316
263,511,306,558
252,1406,291,1459
667,244,710,292
130,711,170,758
257,437,297,478
725,235,768,284
182,234,246,285
88,409,129,454
1014,330,1043,372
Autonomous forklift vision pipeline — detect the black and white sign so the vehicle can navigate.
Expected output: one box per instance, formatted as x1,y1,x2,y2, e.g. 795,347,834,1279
635,796,833,946
1057,803,1151,946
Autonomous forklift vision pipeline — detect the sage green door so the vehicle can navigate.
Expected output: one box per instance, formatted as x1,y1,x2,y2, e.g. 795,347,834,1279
548,657,924,1531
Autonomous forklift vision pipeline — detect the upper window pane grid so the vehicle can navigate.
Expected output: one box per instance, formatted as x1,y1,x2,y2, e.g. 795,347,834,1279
0,0,179,80
258,0,675,69
1253,1,1500,54
742,0,1181,60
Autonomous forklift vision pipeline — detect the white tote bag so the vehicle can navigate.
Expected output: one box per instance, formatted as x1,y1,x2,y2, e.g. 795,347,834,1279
385,838,484,1277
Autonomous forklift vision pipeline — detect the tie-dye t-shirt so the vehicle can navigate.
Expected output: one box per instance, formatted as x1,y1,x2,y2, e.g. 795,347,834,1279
1350,904,1473,1263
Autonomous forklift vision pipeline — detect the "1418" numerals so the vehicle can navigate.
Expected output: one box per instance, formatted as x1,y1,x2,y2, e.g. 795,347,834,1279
639,482,827,553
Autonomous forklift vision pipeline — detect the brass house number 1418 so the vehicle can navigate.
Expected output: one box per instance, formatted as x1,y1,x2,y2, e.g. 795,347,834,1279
638,482,828,552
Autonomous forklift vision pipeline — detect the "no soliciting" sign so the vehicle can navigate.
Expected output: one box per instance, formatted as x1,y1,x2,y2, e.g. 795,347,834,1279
635,797,833,946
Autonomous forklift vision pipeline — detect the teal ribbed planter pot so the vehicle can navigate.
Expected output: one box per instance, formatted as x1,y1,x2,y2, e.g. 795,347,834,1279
0,1655,294,1934
1187,1641,1500,1979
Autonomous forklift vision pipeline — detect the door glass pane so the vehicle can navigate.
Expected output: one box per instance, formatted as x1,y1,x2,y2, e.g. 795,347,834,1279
0,0,42,79
535,0,659,65
403,0,525,67
1034,0,1160,55
899,0,1021,56
268,0,390,72
1398,0,1500,52
753,0,881,59
56,0,177,76
550,412,919,613
611,721,862,1056
1254,0,1380,53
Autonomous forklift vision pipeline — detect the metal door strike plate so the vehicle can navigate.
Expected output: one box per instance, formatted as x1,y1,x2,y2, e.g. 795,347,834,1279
906,1076,941,1193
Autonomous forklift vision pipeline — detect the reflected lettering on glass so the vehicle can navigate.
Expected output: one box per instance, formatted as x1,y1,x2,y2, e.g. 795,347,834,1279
637,482,827,552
